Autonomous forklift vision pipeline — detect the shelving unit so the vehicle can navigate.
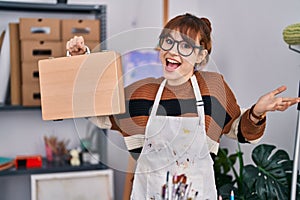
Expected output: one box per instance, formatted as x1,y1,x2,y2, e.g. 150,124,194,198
0,1,106,47
0,1,107,110
0,3,111,199
0,1,106,167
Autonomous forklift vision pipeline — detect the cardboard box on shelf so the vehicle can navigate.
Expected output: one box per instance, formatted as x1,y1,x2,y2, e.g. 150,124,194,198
0,30,5,52
21,62,39,85
38,51,125,120
85,40,101,52
9,23,22,105
21,40,63,62
22,83,41,106
62,19,100,41
19,18,61,41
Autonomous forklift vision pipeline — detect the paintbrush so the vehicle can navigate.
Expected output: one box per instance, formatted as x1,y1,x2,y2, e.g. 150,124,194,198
183,182,192,200
178,184,188,200
171,174,179,199
174,174,187,200
161,184,166,199
165,171,170,200
193,191,198,199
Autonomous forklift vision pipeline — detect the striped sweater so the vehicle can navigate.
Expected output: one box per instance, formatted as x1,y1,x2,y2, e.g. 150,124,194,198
100,71,266,157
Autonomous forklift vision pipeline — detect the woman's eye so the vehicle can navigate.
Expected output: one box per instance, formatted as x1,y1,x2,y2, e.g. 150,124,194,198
166,38,174,45
181,42,192,49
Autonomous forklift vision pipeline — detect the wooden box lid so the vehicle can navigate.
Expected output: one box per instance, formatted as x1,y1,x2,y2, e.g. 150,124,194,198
38,51,125,120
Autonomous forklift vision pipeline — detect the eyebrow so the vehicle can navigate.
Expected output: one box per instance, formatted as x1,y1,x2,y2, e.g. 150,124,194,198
181,34,196,45
161,33,196,46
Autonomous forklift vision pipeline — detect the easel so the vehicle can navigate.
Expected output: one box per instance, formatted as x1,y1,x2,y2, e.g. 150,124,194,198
290,81,300,200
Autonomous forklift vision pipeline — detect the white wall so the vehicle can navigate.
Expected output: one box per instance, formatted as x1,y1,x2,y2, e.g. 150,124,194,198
186,0,300,164
0,0,299,199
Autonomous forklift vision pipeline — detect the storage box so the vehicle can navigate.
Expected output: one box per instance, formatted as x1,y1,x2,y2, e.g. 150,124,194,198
22,62,39,84
85,40,101,52
15,155,42,169
62,19,100,41
38,51,125,120
0,30,5,51
9,23,22,105
21,40,63,61
19,18,61,41
22,84,41,106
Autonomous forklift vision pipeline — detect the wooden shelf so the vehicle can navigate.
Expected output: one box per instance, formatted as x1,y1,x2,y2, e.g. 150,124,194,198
0,158,107,177
0,105,40,111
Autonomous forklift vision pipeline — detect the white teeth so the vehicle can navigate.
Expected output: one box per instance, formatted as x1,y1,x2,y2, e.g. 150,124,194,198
167,58,180,64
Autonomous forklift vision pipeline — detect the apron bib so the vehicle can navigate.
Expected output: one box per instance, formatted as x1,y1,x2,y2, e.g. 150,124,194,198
130,75,217,200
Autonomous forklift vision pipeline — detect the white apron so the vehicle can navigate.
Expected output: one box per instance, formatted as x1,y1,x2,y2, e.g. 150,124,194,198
130,75,217,200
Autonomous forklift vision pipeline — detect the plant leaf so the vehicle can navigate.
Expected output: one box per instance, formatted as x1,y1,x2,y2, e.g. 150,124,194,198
282,160,300,198
214,148,237,174
243,165,258,190
218,183,235,198
214,148,235,191
244,144,290,199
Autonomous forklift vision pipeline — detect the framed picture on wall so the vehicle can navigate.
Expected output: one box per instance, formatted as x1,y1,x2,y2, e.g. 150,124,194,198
122,49,162,87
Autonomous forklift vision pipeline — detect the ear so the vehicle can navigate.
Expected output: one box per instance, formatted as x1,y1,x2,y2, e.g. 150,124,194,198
196,49,208,63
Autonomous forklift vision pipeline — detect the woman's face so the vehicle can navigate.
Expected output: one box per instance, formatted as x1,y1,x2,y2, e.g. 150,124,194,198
159,30,205,86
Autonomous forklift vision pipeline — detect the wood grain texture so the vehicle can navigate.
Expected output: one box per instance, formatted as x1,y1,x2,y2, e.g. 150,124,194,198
38,51,125,120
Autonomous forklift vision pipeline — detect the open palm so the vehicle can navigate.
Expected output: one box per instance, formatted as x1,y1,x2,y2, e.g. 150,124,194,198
254,86,300,115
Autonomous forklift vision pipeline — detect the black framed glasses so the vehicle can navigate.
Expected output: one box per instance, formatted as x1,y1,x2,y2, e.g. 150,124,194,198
159,35,203,57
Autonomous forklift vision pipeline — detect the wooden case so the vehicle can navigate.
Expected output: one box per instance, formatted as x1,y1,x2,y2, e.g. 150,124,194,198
38,51,125,120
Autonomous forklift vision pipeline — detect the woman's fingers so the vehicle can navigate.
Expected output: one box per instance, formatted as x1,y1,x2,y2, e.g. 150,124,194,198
272,97,300,111
282,97,300,104
270,85,287,96
257,86,300,113
275,102,290,111
66,36,86,55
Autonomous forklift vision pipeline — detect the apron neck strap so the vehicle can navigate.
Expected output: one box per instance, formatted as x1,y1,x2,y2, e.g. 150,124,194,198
150,75,203,117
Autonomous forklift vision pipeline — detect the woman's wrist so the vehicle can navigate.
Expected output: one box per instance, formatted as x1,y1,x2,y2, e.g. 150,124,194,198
249,104,266,124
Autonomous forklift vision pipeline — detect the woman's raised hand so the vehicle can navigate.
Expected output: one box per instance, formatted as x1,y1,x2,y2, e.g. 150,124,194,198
66,36,86,56
253,85,300,116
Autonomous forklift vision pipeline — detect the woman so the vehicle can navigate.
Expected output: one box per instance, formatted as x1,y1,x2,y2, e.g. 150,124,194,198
66,13,300,199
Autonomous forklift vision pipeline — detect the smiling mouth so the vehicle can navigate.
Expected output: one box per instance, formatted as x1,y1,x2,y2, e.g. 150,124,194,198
166,58,181,72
